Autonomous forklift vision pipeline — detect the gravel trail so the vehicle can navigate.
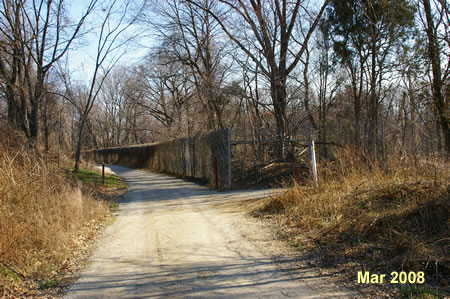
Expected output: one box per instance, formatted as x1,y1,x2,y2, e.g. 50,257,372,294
66,165,357,298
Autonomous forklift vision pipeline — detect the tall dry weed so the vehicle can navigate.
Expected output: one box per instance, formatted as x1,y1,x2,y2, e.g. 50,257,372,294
0,127,108,279
258,147,449,283
264,147,449,234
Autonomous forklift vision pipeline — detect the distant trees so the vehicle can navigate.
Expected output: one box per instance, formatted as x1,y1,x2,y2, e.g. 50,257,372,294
310,21,344,157
327,0,416,157
134,55,193,137
0,0,448,164
145,0,232,131
95,67,139,147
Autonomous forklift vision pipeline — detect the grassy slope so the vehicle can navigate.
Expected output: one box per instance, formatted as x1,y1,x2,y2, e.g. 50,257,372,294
0,132,126,298
255,150,449,298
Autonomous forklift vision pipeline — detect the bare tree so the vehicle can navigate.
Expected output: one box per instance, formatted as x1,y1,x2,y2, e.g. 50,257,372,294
134,54,194,136
69,0,143,171
0,0,97,144
312,21,343,157
188,0,331,160
145,0,231,131
96,67,129,147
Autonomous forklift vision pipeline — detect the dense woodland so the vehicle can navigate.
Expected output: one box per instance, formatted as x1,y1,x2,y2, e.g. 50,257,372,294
1,0,449,167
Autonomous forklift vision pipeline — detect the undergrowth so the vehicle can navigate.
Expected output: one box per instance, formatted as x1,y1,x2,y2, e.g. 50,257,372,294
0,125,110,297
256,148,449,297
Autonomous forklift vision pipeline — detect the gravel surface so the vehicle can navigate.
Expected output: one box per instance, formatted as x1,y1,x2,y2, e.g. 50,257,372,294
66,165,358,298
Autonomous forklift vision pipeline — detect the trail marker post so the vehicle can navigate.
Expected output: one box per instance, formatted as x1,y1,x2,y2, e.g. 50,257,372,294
102,162,105,186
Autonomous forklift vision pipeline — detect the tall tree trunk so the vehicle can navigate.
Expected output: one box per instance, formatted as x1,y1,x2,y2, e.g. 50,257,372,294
28,71,45,145
74,120,86,171
272,79,287,160
435,113,443,152
423,0,450,154
368,28,378,160
43,99,50,152
349,61,362,148
29,102,38,142
6,86,18,126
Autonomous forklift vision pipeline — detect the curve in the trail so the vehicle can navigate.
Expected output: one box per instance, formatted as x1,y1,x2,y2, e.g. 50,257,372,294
66,165,356,298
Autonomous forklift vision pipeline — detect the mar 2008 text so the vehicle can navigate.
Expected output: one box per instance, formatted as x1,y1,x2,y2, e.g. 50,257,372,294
357,271,425,284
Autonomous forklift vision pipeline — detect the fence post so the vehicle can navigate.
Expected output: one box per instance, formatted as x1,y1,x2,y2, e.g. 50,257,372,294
213,157,219,189
227,126,232,189
102,162,105,186
310,140,318,188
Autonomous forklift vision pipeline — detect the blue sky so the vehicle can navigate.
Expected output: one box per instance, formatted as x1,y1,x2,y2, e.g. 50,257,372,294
66,0,153,83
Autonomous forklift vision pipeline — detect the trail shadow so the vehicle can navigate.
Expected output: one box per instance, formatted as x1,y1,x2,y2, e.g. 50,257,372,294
67,254,326,298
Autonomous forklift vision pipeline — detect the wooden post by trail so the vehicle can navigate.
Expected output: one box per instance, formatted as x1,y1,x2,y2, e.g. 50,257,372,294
102,162,105,186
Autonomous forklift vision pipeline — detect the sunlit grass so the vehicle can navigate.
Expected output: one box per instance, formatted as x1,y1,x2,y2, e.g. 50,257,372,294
66,167,127,189
0,149,109,281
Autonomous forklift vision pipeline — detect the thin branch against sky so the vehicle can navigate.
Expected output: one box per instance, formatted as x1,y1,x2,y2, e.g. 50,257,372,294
67,0,151,82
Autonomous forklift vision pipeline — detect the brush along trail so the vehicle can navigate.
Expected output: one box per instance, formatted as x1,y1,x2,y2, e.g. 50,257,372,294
66,165,356,298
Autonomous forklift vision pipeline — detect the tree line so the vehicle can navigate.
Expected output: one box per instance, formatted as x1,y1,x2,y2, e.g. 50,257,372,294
1,0,448,169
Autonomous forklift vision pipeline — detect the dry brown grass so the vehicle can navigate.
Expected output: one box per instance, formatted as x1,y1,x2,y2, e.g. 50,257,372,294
256,147,449,291
0,125,109,294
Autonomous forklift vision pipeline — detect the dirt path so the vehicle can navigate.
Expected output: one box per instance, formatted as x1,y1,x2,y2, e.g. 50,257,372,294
66,165,357,298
